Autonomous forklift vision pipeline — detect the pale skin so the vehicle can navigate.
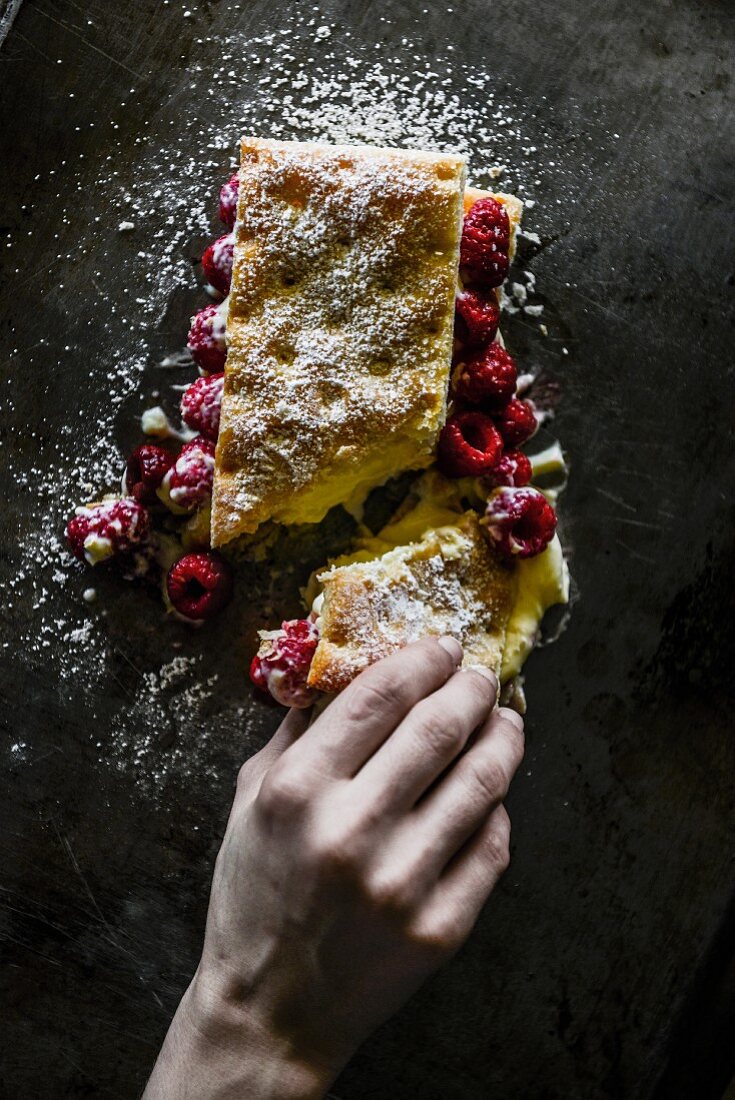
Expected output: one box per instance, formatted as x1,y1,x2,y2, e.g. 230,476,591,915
144,636,525,1099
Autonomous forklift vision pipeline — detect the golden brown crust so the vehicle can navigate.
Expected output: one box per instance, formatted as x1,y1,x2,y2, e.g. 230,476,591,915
211,137,467,546
307,510,514,693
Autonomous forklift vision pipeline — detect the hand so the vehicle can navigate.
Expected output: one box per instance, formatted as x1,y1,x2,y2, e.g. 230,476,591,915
144,637,524,1099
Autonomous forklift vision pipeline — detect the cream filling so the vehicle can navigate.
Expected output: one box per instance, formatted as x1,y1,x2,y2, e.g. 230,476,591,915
306,463,569,684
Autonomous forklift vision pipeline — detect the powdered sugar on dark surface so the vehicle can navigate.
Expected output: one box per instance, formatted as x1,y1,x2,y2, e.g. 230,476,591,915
3,3,599,801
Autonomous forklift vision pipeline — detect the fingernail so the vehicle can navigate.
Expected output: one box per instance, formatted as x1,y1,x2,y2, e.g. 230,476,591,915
498,706,524,731
465,663,498,691
437,635,463,664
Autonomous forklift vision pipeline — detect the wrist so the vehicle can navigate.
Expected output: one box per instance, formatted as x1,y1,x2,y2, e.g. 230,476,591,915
145,965,337,1100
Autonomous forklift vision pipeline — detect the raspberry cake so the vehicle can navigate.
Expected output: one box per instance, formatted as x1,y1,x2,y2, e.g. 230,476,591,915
65,137,569,698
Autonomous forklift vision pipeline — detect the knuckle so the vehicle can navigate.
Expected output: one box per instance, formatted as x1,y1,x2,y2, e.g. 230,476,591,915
466,757,509,804
256,764,308,818
342,673,402,726
413,705,464,759
484,827,511,876
364,869,414,916
310,830,359,875
408,914,466,955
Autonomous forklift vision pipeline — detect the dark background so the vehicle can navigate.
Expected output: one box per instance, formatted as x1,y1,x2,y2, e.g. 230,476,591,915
1,0,734,1097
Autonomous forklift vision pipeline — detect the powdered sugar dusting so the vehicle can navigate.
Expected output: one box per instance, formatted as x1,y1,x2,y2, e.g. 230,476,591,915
5,5,591,795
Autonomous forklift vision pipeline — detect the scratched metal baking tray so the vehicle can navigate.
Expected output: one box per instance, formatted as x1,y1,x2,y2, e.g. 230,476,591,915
1,1,734,1097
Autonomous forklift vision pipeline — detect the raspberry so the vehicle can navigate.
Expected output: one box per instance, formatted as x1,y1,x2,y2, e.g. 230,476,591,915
166,551,233,621
158,437,216,514
460,197,510,288
437,410,504,477
219,172,239,230
452,344,518,409
250,618,320,708
66,498,150,565
483,450,533,489
495,398,538,447
125,444,173,504
187,303,227,374
483,487,557,559
454,289,501,348
180,373,224,442
201,233,234,296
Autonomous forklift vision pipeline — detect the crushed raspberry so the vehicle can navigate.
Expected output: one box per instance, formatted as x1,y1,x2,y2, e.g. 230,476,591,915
166,551,233,621
180,373,224,442
495,397,538,447
125,444,173,504
483,450,533,489
483,487,557,559
437,410,504,477
219,172,239,230
187,303,227,374
158,437,216,514
66,498,150,565
460,197,510,288
250,618,320,708
452,344,518,409
201,233,234,296
454,289,501,348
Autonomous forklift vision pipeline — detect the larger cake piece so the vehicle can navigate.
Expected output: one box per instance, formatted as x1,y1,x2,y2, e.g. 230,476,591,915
212,137,468,545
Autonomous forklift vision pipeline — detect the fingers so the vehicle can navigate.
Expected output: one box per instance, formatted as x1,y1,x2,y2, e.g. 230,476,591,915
353,667,498,812
409,804,513,953
283,637,464,778
409,707,524,876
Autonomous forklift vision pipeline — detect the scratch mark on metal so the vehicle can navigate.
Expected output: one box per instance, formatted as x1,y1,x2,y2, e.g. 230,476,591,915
8,28,54,64
50,818,166,1010
33,6,143,80
615,539,656,565
610,516,664,531
596,487,637,513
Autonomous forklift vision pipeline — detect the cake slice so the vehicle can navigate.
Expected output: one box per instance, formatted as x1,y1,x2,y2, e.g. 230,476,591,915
250,468,569,707
211,137,468,546
307,508,515,694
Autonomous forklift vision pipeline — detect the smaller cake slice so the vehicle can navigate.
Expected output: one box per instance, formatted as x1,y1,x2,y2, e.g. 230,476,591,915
307,509,514,694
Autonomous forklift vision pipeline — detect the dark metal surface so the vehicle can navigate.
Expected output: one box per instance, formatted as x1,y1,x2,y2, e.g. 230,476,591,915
1,1,734,1097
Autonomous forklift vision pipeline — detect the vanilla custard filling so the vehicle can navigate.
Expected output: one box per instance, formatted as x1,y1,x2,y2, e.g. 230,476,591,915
307,490,569,684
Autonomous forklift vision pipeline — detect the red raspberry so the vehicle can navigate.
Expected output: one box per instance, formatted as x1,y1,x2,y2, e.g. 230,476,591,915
437,410,504,477
66,498,150,565
158,437,216,513
201,233,234,296
125,444,173,504
166,551,233,621
483,487,557,559
219,172,239,230
460,197,510,288
495,398,538,447
250,618,320,708
453,344,518,409
484,450,533,489
187,303,227,374
180,373,224,442
454,288,501,348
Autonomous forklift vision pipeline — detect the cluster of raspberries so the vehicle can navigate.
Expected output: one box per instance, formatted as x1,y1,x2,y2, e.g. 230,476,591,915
65,174,241,621
439,198,557,560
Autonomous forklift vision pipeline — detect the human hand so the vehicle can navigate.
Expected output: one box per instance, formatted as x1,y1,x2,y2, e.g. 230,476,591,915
144,637,524,1100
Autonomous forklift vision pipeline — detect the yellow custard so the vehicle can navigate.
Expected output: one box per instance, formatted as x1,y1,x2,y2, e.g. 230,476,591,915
306,491,569,683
